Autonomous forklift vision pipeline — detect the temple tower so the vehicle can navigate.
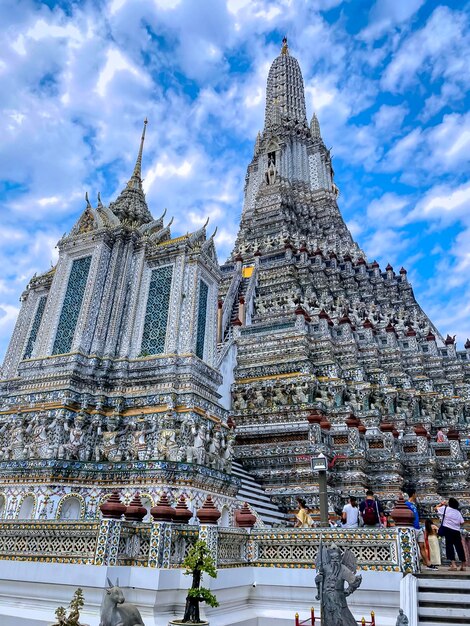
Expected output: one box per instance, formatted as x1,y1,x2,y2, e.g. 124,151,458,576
0,122,237,522
218,39,470,516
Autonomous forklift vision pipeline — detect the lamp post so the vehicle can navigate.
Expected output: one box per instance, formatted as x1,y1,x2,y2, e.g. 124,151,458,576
311,453,328,527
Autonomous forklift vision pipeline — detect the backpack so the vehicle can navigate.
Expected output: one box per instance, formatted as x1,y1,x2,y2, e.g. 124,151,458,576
362,499,378,525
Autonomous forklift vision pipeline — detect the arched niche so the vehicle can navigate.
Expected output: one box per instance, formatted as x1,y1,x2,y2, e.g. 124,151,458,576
58,495,83,520
0,494,6,519
18,494,36,520
220,506,230,528
140,494,154,522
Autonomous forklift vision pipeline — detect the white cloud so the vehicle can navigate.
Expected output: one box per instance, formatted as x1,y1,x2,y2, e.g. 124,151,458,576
359,0,425,42
0,303,20,332
144,157,193,192
363,228,410,263
96,48,149,97
366,193,410,226
410,182,470,225
381,6,470,92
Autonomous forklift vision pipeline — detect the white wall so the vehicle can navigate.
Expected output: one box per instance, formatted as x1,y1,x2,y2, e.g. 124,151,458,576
0,561,403,626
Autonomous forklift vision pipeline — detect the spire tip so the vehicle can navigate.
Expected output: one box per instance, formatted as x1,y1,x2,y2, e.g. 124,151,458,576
281,36,288,55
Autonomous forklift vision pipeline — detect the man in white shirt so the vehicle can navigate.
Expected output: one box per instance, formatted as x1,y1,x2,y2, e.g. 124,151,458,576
342,496,359,528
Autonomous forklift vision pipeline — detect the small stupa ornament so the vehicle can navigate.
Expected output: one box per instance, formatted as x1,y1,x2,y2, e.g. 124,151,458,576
281,36,289,55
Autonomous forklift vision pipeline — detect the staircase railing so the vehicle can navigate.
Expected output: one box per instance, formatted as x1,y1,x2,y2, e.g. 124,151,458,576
295,609,376,626
243,263,259,325
221,269,242,338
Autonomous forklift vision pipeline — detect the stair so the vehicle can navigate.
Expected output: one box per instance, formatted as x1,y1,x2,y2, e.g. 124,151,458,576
231,278,249,321
417,572,470,625
232,460,289,527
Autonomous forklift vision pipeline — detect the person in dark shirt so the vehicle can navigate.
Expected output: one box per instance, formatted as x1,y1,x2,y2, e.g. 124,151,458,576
359,490,384,527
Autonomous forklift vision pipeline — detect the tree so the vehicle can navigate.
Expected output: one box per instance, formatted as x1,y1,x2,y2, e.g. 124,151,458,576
52,588,85,626
181,540,219,623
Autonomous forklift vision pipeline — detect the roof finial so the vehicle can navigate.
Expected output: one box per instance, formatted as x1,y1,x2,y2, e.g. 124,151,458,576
85,191,91,208
281,36,288,55
130,118,148,184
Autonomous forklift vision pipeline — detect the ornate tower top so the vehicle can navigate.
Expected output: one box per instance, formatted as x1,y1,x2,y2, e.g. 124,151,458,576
264,38,308,130
310,112,321,139
108,119,153,226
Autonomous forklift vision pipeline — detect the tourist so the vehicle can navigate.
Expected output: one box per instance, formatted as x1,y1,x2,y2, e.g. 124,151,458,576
294,498,313,528
424,519,441,568
405,488,435,569
342,496,359,528
359,490,384,527
436,428,446,443
435,497,466,571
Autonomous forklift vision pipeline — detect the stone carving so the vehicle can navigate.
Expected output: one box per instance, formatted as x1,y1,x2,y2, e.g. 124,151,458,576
315,542,362,626
126,417,155,461
26,414,60,460
100,578,145,626
97,416,124,462
208,427,223,470
186,424,207,465
395,609,409,626
156,427,179,461
61,414,87,461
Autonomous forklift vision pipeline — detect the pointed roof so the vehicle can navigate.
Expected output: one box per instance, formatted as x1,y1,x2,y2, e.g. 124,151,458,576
264,38,307,130
310,112,321,139
109,119,153,226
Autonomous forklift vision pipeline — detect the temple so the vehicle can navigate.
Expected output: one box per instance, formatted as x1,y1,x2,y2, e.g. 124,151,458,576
1,38,469,524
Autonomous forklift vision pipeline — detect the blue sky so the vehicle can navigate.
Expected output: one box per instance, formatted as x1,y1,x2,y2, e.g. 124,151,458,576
0,0,469,361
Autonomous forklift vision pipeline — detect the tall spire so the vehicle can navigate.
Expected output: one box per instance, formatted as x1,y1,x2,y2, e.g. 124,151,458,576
108,119,153,226
264,38,307,130
130,118,148,184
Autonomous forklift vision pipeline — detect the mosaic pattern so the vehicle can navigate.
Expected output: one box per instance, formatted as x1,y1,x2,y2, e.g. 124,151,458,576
0,520,417,574
218,528,248,566
196,280,208,359
52,256,91,355
169,525,198,567
0,520,98,565
149,521,173,568
117,523,151,566
23,295,47,359
140,265,173,355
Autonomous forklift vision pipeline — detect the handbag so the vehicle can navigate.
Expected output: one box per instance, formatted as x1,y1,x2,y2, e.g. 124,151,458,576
437,506,447,537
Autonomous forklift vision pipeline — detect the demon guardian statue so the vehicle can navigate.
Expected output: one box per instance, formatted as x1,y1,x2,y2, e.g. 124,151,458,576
315,543,362,626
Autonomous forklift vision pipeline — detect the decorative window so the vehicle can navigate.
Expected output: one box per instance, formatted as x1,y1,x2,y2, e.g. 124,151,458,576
23,295,47,359
195,280,209,359
52,256,92,355
140,265,173,355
